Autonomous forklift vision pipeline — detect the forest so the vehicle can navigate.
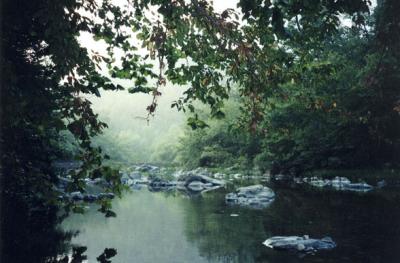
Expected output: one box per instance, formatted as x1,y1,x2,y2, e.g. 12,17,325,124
1,0,400,262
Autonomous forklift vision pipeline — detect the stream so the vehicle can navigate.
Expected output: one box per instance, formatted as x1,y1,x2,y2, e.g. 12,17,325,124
61,179,400,263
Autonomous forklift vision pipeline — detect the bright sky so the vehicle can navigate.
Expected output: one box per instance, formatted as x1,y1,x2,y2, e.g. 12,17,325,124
213,0,238,13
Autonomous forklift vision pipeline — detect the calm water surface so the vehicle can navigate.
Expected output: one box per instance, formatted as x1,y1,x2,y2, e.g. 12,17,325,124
62,184,400,263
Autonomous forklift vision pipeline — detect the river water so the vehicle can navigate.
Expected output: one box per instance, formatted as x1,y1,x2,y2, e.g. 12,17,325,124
61,183,400,263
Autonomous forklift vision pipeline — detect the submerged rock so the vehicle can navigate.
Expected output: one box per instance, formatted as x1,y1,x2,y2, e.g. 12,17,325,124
225,185,275,209
263,235,336,254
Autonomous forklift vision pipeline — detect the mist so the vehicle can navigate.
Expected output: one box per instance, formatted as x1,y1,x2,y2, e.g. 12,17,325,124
89,82,186,165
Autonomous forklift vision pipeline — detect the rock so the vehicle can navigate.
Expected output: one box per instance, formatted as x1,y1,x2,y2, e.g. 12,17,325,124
214,172,225,179
146,169,225,193
345,182,373,192
182,174,225,187
148,177,177,191
126,179,135,186
293,177,303,184
59,192,114,202
232,173,242,179
297,244,305,251
225,185,275,209
182,174,225,193
97,192,115,199
272,174,291,182
135,164,159,173
172,170,184,178
120,173,131,185
377,179,387,188
70,191,84,201
263,236,336,254
187,181,205,192
83,194,98,202
303,176,373,192
330,176,351,189
129,171,142,179
57,176,72,190
306,177,331,187
192,167,212,177
133,177,149,185
86,178,105,186
201,185,223,193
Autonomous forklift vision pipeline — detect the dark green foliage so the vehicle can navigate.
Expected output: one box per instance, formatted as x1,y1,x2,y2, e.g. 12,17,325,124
1,0,129,224
261,2,400,175
96,248,118,263
177,100,260,169
177,1,400,175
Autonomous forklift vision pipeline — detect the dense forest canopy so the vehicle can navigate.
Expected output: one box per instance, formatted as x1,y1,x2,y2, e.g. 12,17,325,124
1,2,400,259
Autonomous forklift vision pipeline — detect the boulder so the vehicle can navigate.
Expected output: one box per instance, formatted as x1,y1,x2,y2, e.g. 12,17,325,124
225,185,275,209
263,235,336,254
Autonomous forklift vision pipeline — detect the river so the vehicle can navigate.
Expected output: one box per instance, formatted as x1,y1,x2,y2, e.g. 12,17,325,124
61,181,400,263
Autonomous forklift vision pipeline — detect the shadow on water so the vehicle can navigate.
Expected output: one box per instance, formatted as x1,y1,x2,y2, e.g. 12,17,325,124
0,193,117,263
0,193,72,263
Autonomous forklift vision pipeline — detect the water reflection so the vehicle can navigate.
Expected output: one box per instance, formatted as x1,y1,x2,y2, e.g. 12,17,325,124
60,185,400,263
62,190,208,263
0,194,73,263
